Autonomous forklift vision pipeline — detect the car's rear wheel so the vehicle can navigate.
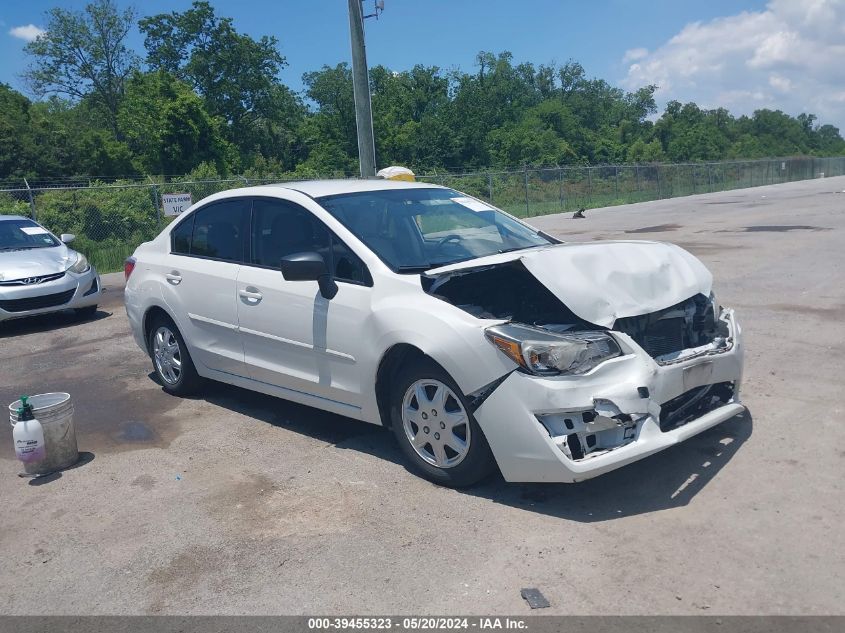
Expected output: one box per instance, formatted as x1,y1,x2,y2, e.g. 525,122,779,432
389,359,496,487
148,316,203,396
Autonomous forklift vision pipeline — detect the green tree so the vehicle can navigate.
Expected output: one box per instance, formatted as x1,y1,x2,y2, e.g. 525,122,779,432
118,71,232,175
300,63,358,174
139,0,290,159
23,0,138,136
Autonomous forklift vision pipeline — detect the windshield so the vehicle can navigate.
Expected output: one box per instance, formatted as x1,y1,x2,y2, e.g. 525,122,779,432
0,219,60,251
317,188,552,272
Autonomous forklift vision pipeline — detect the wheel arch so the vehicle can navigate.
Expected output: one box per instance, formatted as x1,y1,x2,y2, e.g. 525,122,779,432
375,343,431,428
142,304,176,355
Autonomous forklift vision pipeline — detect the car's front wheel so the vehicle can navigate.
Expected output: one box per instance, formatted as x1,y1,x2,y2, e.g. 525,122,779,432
389,359,496,487
148,316,203,396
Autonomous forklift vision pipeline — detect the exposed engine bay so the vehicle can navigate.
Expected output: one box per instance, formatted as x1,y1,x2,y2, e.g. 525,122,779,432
613,293,729,361
422,260,594,329
423,259,728,363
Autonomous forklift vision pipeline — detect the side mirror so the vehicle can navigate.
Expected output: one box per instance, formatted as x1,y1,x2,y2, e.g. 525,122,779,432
60,233,76,244
280,252,338,300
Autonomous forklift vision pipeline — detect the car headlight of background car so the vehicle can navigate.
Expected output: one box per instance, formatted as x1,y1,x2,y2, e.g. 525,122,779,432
485,323,621,376
66,252,90,274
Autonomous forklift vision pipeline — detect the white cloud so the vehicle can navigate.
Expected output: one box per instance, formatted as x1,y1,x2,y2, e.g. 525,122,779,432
622,47,649,63
621,0,845,129
9,24,46,42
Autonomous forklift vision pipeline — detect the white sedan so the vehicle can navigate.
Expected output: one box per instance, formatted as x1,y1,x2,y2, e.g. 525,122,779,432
124,180,744,487
0,215,101,322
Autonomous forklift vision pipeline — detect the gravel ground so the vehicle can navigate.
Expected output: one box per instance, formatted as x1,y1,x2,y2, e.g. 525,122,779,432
1,176,843,615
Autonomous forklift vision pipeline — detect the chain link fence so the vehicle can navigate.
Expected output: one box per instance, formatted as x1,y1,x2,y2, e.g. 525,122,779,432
1,156,843,273
417,156,845,217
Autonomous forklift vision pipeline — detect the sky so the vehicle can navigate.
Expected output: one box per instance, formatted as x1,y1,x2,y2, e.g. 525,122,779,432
3,0,845,129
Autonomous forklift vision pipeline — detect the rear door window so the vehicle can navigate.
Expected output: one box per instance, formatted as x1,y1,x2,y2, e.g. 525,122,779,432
171,216,193,255
173,199,249,262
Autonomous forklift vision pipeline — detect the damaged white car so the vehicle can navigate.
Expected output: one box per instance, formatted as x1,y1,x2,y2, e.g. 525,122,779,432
125,180,744,487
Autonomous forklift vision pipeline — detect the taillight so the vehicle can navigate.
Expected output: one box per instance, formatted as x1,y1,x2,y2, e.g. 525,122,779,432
124,256,136,281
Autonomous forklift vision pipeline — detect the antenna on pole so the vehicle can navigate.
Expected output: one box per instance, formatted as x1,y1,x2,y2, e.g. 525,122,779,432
364,0,385,19
348,0,382,178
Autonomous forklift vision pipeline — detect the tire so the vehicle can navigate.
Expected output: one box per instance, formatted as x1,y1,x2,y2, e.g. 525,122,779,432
76,305,98,319
148,315,203,396
389,358,496,488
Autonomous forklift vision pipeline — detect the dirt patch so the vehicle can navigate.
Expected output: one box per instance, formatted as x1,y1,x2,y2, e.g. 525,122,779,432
625,223,683,234
131,474,157,490
1,329,126,360
672,242,743,255
0,375,182,457
743,225,828,232
148,545,222,588
762,303,844,320
204,471,362,538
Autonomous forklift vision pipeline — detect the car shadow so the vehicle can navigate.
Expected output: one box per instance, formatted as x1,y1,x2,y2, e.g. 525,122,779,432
467,410,753,522
199,381,405,466
0,308,112,338
193,378,752,521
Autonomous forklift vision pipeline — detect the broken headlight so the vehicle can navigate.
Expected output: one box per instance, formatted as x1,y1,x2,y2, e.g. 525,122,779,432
485,323,621,376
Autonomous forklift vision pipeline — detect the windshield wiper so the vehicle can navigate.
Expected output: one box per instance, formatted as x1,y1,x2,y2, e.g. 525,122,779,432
497,245,546,255
395,264,433,273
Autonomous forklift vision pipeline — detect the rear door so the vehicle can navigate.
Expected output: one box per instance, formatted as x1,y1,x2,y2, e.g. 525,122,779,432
162,198,250,377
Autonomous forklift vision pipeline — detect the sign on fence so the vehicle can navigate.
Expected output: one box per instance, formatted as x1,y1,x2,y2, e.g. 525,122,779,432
162,193,192,217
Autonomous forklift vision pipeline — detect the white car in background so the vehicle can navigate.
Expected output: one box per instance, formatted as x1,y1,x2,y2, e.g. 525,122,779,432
124,180,744,487
0,215,101,322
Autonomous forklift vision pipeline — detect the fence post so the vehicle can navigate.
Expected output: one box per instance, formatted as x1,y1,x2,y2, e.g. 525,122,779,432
23,177,37,221
656,165,661,199
524,165,530,217
587,167,593,205
487,171,493,204
636,164,641,194
148,179,163,229
692,165,696,195
708,163,713,192
614,165,619,199
558,167,565,211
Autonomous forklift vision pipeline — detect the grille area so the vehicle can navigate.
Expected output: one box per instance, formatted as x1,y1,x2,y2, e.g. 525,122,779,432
0,288,76,313
0,271,66,287
642,317,685,357
659,381,735,431
614,294,718,359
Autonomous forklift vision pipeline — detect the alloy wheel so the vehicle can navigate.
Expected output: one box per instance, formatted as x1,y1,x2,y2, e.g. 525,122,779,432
153,326,182,385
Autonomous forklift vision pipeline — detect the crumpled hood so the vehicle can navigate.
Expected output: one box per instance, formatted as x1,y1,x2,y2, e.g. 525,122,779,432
425,241,713,328
0,245,72,281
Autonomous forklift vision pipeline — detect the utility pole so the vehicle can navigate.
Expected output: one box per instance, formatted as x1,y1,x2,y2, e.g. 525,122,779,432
348,0,378,178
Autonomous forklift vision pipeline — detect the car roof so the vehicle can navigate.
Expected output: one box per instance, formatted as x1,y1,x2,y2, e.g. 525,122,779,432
257,179,447,198
0,215,33,222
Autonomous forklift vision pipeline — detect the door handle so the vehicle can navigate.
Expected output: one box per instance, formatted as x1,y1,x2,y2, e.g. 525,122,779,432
239,287,263,304
165,271,182,285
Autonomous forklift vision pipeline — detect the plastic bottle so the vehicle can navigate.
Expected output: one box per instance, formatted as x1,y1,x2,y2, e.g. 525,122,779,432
13,396,46,464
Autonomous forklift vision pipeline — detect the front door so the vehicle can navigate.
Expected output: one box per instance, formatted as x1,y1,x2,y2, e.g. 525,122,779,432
235,197,372,409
